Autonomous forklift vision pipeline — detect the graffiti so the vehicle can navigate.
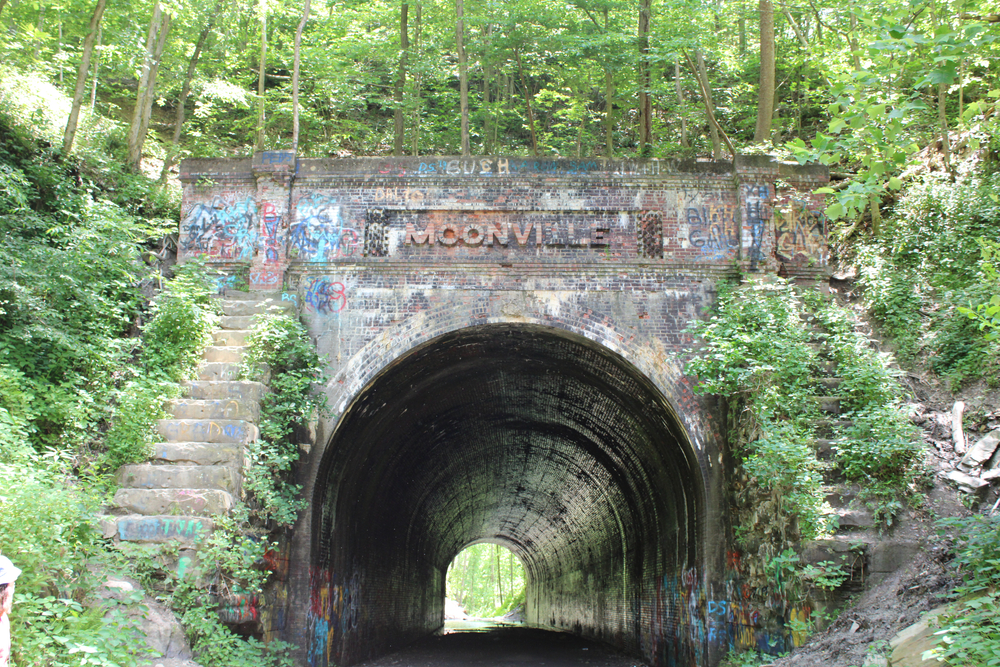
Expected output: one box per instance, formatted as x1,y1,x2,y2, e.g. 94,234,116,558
260,201,283,263
281,292,298,307
775,200,829,265
637,211,664,259
371,186,425,204
161,420,253,442
304,278,347,314
261,150,295,165
682,204,736,259
741,184,771,270
249,268,282,290
180,195,258,260
218,593,261,624
290,193,360,261
407,157,664,177
117,517,209,542
308,568,363,667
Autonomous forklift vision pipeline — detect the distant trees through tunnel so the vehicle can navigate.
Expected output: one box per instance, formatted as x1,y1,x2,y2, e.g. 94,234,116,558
446,543,527,619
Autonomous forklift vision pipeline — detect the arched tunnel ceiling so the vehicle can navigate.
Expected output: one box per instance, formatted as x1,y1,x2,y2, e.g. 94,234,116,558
315,324,702,581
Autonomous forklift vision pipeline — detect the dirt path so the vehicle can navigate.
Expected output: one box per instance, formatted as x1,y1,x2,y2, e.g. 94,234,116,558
353,626,647,667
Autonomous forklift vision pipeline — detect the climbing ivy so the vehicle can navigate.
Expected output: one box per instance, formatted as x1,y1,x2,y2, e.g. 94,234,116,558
241,312,326,527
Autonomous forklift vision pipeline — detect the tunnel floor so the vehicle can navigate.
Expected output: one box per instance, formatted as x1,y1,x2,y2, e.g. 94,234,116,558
350,627,648,667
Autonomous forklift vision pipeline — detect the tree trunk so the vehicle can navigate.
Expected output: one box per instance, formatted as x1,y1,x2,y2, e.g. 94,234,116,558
159,5,218,183
695,49,721,158
90,26,101,108
62,0,106,155
782,7,808,47
738,17,746,55
0,0,7,22
455,0,470,156
514,47,538,156
254,0,268,151
482,22,492,154
393,3,408,155
33,5,44,60
848,13,862,72
938,81,953,179
637,0,653,155
127,3,171,171
292,0,311,152
753,0,775,144
675,59,687,148
684,50,735,156
410,1,422,155
604,8,614,157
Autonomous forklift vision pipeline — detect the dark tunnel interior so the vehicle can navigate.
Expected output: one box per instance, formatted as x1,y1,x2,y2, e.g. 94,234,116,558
308,324,705,666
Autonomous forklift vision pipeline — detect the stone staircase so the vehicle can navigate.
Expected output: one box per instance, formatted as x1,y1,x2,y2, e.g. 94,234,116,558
109,292,292,561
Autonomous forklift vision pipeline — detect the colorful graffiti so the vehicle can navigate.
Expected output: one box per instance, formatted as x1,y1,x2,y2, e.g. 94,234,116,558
683,204,737,260
304,278,347,314
180,195,258,260
260,201,284,263
741,184,771,270
641,560,813,666
289,193,360,261
308,568,363,667
775,200,829,265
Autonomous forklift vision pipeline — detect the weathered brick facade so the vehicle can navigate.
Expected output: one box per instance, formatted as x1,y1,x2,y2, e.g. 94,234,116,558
178,154,829,667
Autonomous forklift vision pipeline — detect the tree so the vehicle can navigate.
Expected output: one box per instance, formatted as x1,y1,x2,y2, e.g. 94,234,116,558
393,2,409,156
127,2,171,171
62,0,106,155
455,0,470,156
637,0,652,155
754,0,775,144
292,0,312,152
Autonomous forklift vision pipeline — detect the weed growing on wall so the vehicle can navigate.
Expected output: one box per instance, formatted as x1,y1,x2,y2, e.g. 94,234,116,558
241,312,326,527
686,278,920,603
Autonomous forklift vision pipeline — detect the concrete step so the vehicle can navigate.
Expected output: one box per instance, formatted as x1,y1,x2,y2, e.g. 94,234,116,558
814,377,844,392
114,515,214,543
203,346,244,363
815,395,845,415
157,419,258,444
221,299,296,317
220,315,255,330
197,361,242,381
117,463,241,494
183,380,268,402
166,398,259,421
113,488,236,516
212,329,252,346
815,438,838,461
812,418,854,437
151,441,243,466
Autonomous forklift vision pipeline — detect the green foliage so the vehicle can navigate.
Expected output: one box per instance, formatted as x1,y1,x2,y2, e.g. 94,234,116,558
172,582,295,667
0,458,152,666
959,238,1000,343
853,174,1000,387
241,312,325,527
446,543,526,618
927,515,1000,666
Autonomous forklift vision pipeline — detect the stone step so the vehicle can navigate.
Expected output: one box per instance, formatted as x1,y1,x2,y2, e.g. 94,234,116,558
197,361,242,381
815,395,845,415
117,463,241,494
166,397,259,421
212,329,252,346
221,299,296,317
812,418,854,437
157,419,258,444
183,380,268,402
113,488,236,516
203,346,244,363
151,441,243,467
814,377,843,391
221,315,256,330
815,438,838,461
114,515,214,544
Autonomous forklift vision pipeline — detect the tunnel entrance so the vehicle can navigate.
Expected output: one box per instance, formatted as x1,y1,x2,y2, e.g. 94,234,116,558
306,324,707,667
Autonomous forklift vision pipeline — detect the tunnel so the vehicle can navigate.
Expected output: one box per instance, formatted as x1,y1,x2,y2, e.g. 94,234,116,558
305,324,709,667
